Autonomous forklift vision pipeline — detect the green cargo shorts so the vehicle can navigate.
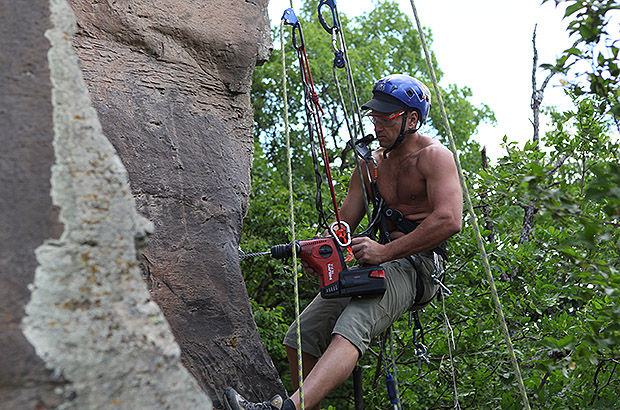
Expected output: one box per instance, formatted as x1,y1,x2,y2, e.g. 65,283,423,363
283,251,440,358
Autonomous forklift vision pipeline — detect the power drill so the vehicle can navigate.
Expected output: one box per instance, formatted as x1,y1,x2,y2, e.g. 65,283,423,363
270,236,386,299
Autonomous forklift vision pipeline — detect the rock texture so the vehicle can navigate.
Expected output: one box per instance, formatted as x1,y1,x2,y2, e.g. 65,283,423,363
1,0,276,408
67,0,282,408
19,0,213,408
0,1,66,408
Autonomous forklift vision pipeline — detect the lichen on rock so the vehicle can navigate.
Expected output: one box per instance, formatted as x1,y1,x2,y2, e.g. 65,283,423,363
21,0,212,408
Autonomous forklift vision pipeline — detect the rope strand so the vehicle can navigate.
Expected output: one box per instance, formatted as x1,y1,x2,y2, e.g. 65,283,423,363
408,2,532,409
281,19,304,410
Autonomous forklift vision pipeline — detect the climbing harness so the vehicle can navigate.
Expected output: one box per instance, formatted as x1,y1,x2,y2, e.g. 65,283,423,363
408,1,532,409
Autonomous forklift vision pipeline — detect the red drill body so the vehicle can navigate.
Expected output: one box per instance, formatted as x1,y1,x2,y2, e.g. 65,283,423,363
271,237,386,298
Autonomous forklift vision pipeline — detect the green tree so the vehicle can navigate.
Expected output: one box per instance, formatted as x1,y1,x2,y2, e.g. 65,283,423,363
240,1,620,409
244,0,620,406
542,0,620,130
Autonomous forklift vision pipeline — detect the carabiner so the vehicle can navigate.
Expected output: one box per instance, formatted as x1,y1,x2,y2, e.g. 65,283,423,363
319,0,346,69
432,252,452,295
329,220,352,247
317,0,339,33
282,8,305,51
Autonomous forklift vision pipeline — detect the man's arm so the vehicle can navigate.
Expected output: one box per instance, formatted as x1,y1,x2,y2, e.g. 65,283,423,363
352,145,462,264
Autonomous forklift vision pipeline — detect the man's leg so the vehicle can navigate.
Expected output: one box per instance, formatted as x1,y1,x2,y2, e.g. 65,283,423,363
286,334,359,410
286,347,319,390
286,347,319,410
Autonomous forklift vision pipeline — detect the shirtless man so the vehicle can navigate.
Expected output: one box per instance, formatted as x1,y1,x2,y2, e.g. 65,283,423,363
224,74,463,410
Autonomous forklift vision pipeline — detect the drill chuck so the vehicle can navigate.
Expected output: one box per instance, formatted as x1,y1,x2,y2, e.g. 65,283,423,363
270,242,298,259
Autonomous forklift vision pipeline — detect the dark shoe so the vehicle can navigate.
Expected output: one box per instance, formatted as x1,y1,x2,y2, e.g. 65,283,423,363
224,387,283,410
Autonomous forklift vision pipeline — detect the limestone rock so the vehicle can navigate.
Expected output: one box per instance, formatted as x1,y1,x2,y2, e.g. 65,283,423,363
1,0,278,406
0,0,66,408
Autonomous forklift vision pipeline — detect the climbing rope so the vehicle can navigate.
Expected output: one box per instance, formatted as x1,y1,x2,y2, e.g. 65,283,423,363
280,11,304,410
380,328,402,410
441,286,461,410
408,1,532,409
283,7,353,255
317,0,372,222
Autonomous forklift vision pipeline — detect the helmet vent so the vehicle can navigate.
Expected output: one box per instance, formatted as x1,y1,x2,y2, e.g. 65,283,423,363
406,89,414,98
390,85,398,93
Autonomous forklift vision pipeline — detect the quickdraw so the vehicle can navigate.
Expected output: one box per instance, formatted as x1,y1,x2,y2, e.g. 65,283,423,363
282,8,353,254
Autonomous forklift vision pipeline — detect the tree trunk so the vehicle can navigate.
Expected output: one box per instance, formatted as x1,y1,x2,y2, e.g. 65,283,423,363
520,25,553,245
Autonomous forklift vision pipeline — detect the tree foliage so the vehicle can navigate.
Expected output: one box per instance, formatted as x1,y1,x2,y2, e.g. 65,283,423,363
242,1,619,409
541,0,620,130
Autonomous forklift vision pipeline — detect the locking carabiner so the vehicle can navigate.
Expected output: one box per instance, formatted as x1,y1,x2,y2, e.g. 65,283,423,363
318,0,346,69
317,0,339,33
329,220,352,247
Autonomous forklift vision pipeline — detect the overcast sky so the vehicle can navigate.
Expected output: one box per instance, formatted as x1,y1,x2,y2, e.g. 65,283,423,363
266,0,619,160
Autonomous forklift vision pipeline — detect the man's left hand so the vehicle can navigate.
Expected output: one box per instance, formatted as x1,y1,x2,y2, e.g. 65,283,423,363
351,236,385,265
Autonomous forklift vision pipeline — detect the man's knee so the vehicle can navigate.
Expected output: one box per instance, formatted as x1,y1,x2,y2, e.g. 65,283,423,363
330,334,361,361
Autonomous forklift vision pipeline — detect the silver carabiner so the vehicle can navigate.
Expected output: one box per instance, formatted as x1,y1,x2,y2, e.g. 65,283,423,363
329,220,352,247
432,252,452,295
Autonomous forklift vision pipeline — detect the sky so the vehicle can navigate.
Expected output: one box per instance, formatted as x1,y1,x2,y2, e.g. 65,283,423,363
266,0,617,161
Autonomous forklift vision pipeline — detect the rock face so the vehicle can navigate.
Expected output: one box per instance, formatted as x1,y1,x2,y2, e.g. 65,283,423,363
0,1,66,408
66,0,282,407
1,0,280,408
4,0,214,408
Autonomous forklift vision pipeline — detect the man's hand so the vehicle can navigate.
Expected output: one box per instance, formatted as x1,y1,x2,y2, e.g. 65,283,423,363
351,236,386,265
301,260,319,278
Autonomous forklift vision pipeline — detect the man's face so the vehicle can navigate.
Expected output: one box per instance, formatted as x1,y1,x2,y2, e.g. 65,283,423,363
368,110,417,147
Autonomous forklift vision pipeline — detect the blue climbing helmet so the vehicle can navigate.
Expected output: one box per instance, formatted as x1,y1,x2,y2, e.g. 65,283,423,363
362,74,431,126
362,74,432,157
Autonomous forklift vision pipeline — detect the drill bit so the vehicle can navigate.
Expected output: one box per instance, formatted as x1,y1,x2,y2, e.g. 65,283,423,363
238,247,271,260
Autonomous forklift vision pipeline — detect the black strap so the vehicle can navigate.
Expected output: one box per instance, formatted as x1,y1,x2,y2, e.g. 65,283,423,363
382,206,448,260
382,111,417,158
415,261,425,303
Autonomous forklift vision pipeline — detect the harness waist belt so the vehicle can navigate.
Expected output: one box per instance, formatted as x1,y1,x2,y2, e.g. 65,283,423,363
383,207,448,260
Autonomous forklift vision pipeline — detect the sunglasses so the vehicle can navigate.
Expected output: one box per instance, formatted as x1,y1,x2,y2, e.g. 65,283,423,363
366,110,406,127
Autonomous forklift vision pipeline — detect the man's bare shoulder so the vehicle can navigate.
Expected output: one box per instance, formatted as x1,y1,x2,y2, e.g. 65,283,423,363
417,135,449,153
415,138,456,174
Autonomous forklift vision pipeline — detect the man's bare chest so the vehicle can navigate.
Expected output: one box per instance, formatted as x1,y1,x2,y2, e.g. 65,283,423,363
375,162,428,210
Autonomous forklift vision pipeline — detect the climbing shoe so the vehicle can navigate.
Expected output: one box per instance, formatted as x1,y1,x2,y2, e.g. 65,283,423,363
223,387,283,410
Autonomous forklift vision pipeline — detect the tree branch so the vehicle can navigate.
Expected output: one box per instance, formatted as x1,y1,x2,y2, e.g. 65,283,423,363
479,147,496,243
531,24,555,150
